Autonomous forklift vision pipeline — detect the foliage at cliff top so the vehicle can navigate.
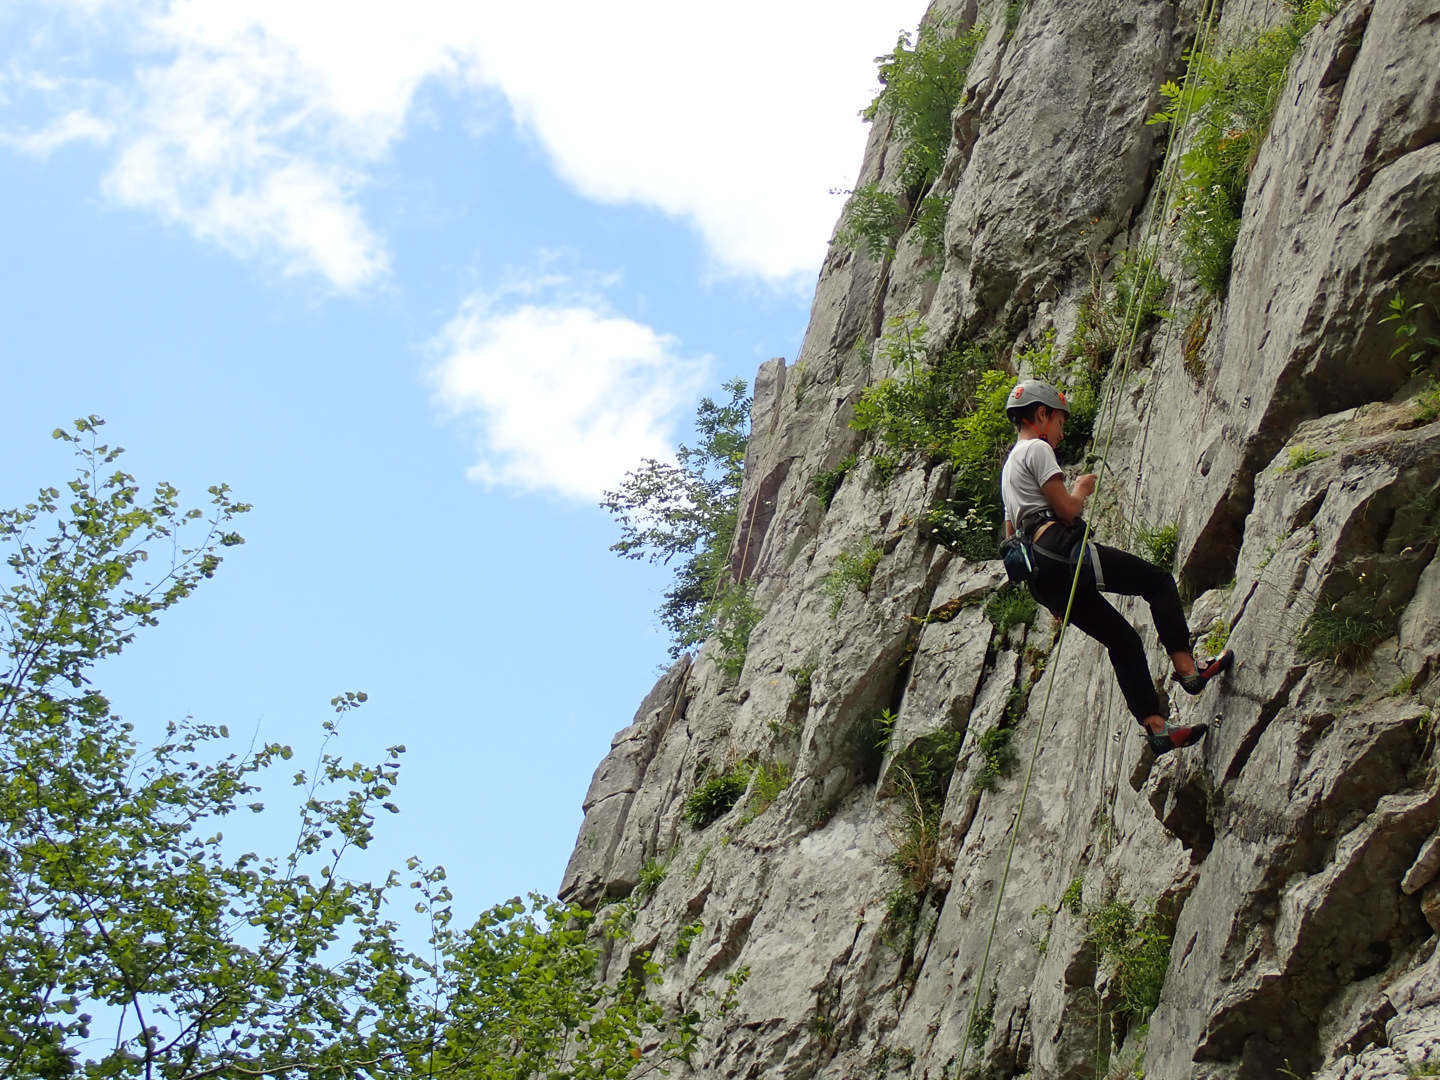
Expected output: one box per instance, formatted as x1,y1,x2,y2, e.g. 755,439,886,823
863,19,987,193
602,378,752,656
1150,0,1341,293
0,418,718,1080
838,20,986,266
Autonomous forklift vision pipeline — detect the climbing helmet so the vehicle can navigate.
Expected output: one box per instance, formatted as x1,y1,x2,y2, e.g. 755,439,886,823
1006,378,1070,417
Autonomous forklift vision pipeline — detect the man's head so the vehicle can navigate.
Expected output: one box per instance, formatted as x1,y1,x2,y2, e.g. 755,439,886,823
1007,379,1069,444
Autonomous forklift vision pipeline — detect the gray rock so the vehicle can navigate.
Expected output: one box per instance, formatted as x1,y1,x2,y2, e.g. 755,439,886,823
559,0,1440,1075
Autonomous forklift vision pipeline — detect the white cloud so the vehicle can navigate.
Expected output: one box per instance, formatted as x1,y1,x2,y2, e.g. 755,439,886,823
463,2,926,281
0,108,113,156
431,287,710,499
98,37,387,287
4,0,927,287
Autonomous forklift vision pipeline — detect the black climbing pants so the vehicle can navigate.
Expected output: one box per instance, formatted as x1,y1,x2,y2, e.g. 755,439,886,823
1028,523,1191,723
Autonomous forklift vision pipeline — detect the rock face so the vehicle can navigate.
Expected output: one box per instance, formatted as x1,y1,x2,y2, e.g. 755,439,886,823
560,0,1440,1076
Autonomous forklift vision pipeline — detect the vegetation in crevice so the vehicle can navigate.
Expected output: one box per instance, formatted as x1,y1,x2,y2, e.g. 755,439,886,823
885,728,965,893
683,765,751,829
1202,618,1230,658
1300,604,1395,669
864,20,986,194
1004,0,1024,39
1132,518,1180,569
1383,293,1440,373
788,654,819,713
1028,902,1055,955
603,378,752,656
1071,251,1171,371
837,186,907,262
871,451,901,488
889,632,922,717
971,681,1028,793
1418,384,1440,426
671,920,704,960
1279,445,1330,472
848,708,898,785
1149,0,1342,293
634,853,670,901
838,188,954,270
688,843,713,880
967,981,998,1049
823,536,886,617
807,1012,837,1044
741,761,793,824
792,359,810,407
1405,1055,1440,1078
1081,897,1173,1023
812,454,858,509
1385,294,1440,422
1182,301,1214,380
984,583,1037,635
971,724,1018,794
683,756,794,833
713,578,764,677
870,718,964,967
853,319,1019,561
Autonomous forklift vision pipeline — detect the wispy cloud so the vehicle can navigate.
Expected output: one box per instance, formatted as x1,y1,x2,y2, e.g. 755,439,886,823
430,279,710,500
99,39,387,287
0,108,113,156
2,0,926,288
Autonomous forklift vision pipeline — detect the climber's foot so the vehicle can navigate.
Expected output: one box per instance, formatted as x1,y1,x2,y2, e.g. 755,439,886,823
1172,649,1234,696
1143,722,1208,756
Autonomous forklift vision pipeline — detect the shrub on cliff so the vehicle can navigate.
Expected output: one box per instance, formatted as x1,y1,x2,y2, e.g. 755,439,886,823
852,322,1020,558
863,19,986,192
603,378,752,656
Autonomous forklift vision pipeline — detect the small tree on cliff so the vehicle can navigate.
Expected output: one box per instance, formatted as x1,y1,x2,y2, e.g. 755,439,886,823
0,417,723,1079
601,377,751,655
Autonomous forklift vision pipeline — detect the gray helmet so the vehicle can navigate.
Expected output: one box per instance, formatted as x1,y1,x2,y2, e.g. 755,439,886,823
1006,378,1069,416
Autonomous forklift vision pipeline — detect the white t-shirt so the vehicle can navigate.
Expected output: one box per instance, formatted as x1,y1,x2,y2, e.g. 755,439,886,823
1001,437,1063,533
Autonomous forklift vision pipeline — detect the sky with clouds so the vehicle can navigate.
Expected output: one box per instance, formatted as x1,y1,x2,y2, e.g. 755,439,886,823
1,0,926,925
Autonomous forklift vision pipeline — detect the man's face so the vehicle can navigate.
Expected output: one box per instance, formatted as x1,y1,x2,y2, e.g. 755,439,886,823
1041,407,1065,446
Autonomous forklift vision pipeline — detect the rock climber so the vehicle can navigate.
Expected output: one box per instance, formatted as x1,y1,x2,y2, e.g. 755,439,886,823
999,379,1233,755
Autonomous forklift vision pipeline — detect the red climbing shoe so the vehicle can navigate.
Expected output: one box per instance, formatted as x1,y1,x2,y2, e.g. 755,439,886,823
1172,649,1234,696
1144,722,1209,756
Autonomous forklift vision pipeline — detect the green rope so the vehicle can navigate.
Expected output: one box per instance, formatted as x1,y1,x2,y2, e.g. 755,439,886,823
953,0,1221,1070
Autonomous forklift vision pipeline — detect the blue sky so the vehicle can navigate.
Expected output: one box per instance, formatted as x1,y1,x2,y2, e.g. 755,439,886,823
1,0,926,927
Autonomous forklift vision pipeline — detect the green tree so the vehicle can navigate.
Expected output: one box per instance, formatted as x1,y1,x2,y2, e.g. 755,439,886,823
601,378,752,655
0,417,733,1080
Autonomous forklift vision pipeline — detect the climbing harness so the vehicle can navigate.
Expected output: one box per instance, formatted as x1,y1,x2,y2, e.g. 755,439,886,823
953,0,1222,1070
1031,525,1108,591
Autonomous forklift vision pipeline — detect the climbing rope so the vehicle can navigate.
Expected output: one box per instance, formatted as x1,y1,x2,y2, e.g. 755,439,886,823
953,0,1222,1070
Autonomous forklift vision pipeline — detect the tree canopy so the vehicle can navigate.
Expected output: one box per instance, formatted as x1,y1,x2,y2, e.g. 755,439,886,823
0,417,731,1080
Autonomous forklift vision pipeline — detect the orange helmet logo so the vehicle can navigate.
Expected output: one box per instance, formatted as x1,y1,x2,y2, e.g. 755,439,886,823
1013,387,1024,399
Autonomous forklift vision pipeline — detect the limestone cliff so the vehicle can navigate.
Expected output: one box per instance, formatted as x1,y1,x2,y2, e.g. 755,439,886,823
561,1,1440,1077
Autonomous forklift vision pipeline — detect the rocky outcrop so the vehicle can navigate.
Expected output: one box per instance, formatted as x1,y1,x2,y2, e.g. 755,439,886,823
560,0,1440,1076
